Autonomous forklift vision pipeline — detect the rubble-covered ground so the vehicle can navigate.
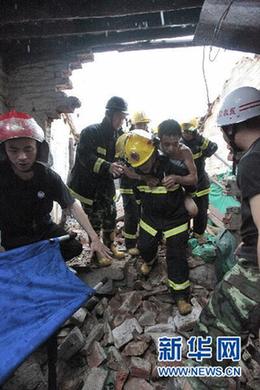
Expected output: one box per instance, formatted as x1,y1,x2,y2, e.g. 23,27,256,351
3,213,260,390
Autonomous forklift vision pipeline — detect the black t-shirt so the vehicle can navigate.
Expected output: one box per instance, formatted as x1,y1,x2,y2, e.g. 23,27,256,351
0,161,75,248
237,137,260,263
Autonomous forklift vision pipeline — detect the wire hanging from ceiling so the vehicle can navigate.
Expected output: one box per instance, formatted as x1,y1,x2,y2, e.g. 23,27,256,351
209,0,235,62
201,0,236,113
202,46,211,108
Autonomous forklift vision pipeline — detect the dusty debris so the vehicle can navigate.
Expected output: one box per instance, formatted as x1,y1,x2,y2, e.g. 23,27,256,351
58,326,85,361
112,318,143,349
82,367,108,390
123,340,150,357
86,341,107,368
3,217,259,390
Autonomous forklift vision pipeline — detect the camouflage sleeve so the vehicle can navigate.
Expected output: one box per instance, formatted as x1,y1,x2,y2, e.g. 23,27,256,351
186,258,260,389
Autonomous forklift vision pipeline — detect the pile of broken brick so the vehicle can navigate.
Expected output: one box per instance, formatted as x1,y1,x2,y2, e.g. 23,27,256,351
3,222,259,390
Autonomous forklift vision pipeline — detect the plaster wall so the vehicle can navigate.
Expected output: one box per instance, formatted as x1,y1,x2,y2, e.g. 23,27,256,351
204,55,260,175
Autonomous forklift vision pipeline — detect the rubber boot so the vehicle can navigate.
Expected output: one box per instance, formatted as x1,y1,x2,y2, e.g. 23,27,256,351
140,256,157,276
95,253,112,267
128,247,140,256
103,231,125,260
176,298,192,316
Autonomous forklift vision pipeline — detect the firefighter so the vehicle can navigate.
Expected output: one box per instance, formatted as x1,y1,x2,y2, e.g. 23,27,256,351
184,86,260,390
181,118,218,241
68,96,128,266
0,111,111,262
131,111,150,131
123,129,197,315
119,111,151,255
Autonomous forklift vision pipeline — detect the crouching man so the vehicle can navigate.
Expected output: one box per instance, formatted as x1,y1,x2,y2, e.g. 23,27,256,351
0,111,111,262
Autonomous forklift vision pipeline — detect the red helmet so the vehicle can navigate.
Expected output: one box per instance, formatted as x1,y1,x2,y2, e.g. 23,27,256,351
0,111,45,142
0,111,49,163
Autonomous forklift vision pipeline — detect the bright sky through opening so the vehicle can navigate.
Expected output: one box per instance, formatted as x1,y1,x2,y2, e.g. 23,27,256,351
69,46,251,132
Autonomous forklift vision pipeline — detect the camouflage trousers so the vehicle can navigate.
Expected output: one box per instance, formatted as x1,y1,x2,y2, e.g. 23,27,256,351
186,257,260,390
82,192,116,239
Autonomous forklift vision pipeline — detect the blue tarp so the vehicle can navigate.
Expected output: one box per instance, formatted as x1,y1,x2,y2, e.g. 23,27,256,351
0,239,94,385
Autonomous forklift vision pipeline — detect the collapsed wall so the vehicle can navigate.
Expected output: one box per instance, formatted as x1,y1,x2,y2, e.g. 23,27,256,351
0,52,93,136
0,53,93,221
204,54,260,175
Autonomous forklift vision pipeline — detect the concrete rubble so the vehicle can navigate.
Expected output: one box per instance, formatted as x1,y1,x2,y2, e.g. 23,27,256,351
2,218,259,390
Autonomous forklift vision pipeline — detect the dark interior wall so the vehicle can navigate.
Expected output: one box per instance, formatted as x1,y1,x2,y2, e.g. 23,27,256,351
0,57,8,113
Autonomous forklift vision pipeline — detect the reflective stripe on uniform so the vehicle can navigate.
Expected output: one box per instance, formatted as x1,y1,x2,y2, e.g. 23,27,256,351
68,188,93,206
97,146,106,156
192,151,202,160
93,157,105,173
196,187,210,197
201,138,209,150
139,219,158,236
120,188,134,195
123,231,137,239
136,185,180,194
168,278,191,291
163,222,188,239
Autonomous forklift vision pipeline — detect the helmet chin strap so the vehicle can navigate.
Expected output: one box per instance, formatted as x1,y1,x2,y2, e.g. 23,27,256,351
224,126,242,174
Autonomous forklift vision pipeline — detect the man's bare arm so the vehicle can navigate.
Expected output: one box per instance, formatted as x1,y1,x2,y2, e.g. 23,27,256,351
249,193,260,270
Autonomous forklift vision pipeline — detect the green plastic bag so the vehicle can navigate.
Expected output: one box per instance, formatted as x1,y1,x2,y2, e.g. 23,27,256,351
188,234,217,263
214,229,239,281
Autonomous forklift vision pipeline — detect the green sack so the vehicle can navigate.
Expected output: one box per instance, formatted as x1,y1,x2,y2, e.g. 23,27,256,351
214,229,239,281
188,234,216,263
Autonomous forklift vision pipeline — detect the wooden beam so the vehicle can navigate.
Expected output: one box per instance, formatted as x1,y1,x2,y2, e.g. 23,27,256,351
94,38,197,53
1,25,196,58
2,38,197,71
0,0,204,24
1,27,196,70
0,8,201,40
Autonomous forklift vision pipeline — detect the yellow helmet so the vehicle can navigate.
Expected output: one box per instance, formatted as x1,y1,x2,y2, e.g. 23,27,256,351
124,129,155,168
115,132,129,158
131,111,150,125
181,117,199,132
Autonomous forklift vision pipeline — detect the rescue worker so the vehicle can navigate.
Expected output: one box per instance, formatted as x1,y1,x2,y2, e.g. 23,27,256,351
68,96,128,266
0,111,111,262
123,129,197,315
184,86,260,389
119,111,150,255
181,118,218,241
158,119,198,217
131,111,150,131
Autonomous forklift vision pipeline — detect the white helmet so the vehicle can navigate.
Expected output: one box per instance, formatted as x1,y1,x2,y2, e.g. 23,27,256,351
217,86,260,127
